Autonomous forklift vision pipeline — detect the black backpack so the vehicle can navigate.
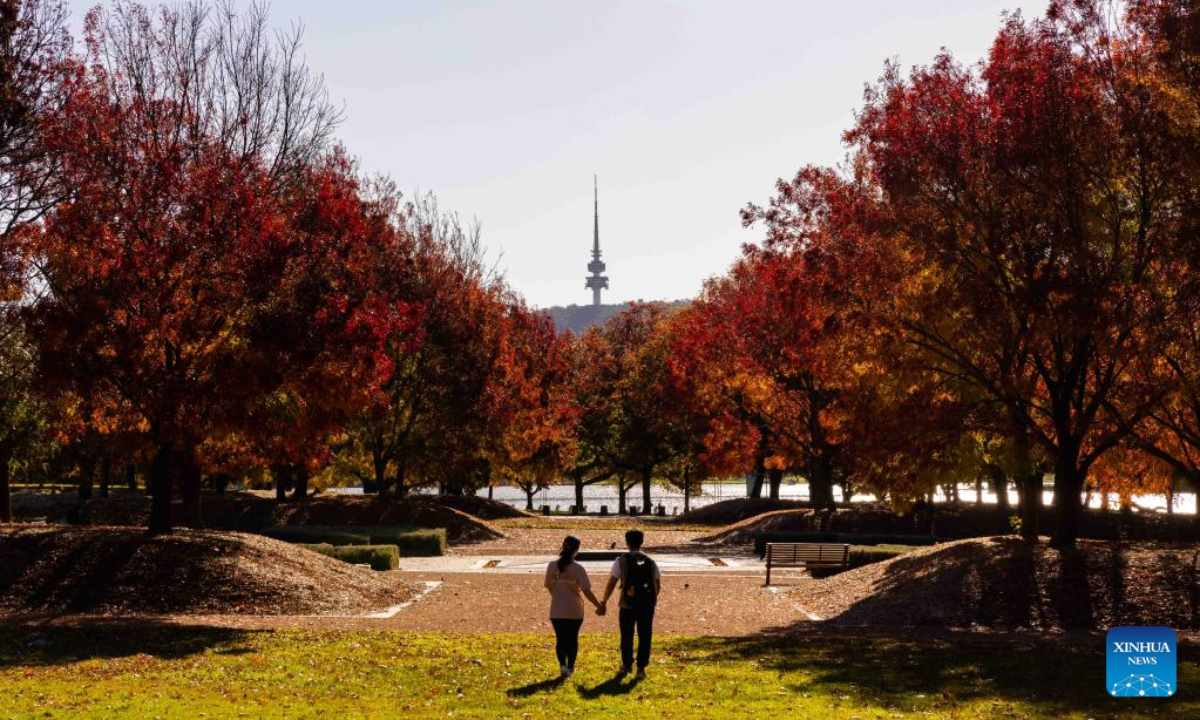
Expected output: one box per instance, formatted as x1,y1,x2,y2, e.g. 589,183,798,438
621,552,658,609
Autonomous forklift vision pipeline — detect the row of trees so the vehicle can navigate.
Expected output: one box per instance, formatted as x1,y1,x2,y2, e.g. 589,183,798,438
0,1,572,531
561,1,1200,547
4,1,1199,549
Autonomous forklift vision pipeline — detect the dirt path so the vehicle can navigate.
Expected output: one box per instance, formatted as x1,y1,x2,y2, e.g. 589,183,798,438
375,570,810,635
2,569,814,635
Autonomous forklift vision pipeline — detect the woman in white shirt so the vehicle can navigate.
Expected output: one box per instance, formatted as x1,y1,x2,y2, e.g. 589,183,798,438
544,535,604,677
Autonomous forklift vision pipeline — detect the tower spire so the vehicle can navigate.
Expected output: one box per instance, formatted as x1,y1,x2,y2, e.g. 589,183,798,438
584,174,609,307
593,174,600,257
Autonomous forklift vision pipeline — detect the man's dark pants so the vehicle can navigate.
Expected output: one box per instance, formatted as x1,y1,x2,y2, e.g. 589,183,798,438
618,605,655,670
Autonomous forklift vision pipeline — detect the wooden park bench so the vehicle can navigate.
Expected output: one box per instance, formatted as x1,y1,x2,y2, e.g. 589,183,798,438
764,542,849,585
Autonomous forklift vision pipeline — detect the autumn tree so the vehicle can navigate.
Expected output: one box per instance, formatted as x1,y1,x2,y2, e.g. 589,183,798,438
568,304,685,513
743,6,1186,546
672,248,855,506
489,302,575,510
0,0,70,522
29,2,393,532
338,190,516,498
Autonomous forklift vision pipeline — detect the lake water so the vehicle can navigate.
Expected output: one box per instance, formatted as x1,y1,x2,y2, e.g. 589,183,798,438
337,481,1198,516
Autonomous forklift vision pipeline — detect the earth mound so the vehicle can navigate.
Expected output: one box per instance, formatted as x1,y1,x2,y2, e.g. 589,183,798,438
0,525,420,616
70,494,504,543
696,509,815,545
789,536,1200,630
422,494,529,520
677,498,811,525
696,506,933,545
685,500,1200,543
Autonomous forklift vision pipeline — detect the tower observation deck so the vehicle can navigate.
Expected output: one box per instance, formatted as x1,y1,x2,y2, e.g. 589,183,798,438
584,175,609,307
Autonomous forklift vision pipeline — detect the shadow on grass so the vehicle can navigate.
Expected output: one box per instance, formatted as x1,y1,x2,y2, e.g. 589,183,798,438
576,673,641,699
506,675,566,697
0,621,257,669
674,630,1200,716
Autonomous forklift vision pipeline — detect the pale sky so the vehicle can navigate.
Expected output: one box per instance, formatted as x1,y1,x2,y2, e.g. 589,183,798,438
66,1,1035,308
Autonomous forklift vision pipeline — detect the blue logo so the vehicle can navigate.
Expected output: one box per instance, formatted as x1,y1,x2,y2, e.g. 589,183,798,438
1107,626,1176,697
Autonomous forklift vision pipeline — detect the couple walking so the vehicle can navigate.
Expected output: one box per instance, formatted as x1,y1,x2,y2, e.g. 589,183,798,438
543,529,660,679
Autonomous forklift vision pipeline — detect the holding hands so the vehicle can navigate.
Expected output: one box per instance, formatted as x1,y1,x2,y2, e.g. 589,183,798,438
595,600,607,616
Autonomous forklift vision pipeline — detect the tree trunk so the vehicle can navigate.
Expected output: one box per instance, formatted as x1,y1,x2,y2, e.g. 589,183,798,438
768,468,783,501
1010,433,1039,541
985,463,1009,509
292,468,309,499
1018,471,1040,541
1050,455,1085,548
98,453,112,499
488,485,494,500
178,447,204,529
148,444,175,534
641,466,652,512
0,447,11,523
750,454,765,499
574,477,585,511
618,479,627,515
78,454,96,501
374,452,388,498
525,487,535,511
274,465,289,502
808,455,836,509
126,463,137,492
683,468,691,514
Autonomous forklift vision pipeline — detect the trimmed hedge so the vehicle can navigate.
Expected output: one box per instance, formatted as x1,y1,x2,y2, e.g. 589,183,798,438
295,542,336,554
754,531,936,557
847,545,911,569
355,526,446,557
299,542,399,571
262,525,446,556
806,544,914,578
261,526,372,546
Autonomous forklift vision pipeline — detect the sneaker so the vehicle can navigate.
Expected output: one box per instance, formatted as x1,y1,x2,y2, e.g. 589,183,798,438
559,665,569,678
617,665,632,676
566,667,575,677
635,668,647,680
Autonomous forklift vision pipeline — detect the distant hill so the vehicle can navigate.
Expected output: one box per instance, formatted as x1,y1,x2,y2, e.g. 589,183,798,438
540,300,690,334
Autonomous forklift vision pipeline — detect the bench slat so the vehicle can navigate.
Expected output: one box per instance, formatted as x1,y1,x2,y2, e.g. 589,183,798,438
764,542,850,585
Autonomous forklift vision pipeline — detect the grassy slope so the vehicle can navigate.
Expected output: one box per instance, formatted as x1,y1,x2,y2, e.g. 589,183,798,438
2,628,1196,719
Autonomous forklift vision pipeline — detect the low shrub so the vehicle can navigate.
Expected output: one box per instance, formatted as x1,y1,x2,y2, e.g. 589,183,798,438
300,543,399,571
261,526,372,546
261,525,446,556
806,544,913,578
295,542,336,554
359,527,446,557
847,545,911,569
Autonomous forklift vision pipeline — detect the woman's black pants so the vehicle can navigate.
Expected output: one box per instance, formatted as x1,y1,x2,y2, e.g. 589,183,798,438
550,618,583,669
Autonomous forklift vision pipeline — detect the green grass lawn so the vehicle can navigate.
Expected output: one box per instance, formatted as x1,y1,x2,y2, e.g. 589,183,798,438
1,627,1195,719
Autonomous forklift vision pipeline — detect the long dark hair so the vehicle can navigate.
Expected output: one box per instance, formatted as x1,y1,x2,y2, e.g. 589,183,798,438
557,536,581,572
